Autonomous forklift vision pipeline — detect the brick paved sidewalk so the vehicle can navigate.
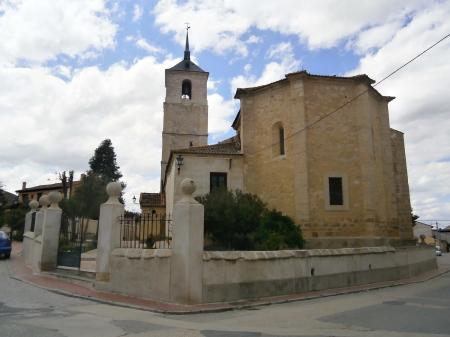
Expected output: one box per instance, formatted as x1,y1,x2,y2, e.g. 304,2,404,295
8,242,450,314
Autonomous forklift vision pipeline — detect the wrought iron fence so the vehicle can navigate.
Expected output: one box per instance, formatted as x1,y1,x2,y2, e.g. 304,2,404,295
119,213,172,249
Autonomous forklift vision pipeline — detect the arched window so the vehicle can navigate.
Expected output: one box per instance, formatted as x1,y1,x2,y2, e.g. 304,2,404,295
181,79,192,99
279,126,285,155
272,122,285,157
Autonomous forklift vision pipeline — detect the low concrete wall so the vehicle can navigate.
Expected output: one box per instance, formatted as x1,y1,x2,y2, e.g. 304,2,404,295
97,248,172,302
202,246,437,302
99,246,436,304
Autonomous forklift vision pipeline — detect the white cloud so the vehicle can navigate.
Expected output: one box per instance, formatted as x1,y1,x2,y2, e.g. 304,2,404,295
231,41,300,94
132,4,143,22
207,77,221,92
154,0,251,56
0,55,237,209
0,0,117,65
350,20,404,54
208,93,238,134
348,1,450,218
246,35,262,44
135,38,164,54
0,56,176,208
153,0,430,55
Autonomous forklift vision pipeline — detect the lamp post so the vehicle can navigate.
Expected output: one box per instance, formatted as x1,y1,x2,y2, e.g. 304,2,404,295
176,154,184,174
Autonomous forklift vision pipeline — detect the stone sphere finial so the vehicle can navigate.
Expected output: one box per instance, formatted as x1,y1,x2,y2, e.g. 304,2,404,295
106,181,122,204
48,191,62,209
29,199,39,211
39,194,50,209
181,178,196,196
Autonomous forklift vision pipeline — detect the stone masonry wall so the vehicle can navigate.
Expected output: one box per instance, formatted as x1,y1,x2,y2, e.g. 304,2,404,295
391,129,414,240
161,70,209,183
239,73,414,247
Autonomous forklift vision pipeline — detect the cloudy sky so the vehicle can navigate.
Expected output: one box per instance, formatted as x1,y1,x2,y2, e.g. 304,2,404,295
0,0,449,221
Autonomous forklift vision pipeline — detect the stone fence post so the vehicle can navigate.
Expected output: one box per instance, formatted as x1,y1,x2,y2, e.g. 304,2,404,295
23,200,39,264
34,194,50,236
96,182,124,282
170,178,204,304
39,191,63,271
24,200,39,233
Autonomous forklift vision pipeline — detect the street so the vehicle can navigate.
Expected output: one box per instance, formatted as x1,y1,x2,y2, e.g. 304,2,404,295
1,254,450,337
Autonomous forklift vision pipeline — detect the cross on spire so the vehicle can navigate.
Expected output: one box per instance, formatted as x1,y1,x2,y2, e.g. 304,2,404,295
184,23,190,60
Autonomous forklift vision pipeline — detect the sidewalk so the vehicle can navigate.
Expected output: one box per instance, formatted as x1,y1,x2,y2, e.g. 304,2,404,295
8,242,450,314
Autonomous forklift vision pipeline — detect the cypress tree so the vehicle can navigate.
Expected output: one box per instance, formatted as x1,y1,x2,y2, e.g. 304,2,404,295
88,139,122,182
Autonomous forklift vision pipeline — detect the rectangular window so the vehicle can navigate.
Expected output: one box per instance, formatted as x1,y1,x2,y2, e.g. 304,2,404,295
210,172,227,192
328,177,343,205
279,127,285,155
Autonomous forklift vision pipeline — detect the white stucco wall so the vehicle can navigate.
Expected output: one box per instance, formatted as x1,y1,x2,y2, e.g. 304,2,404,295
165,154,244,215
413,223,433,240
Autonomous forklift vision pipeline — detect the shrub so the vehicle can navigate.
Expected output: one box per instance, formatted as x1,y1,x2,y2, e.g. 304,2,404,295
254,210,304,250
196,189,304,250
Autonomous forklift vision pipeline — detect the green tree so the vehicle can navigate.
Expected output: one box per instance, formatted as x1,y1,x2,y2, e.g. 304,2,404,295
0,182,7,227
66,174,107,221
4,203,27,241
411,212,419,226
60,139,125,237
88,139,122,182
196,189,304,250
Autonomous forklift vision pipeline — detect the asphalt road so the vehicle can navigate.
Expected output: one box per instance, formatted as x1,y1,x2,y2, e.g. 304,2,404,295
1,254,450,337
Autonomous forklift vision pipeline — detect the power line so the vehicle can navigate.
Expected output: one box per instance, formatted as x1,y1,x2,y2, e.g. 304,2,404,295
245,32,450,158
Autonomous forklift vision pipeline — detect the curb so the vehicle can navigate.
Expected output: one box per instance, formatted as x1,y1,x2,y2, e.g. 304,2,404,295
9,260,450,315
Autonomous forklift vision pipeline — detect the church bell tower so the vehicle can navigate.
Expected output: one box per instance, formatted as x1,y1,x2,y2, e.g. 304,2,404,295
160,27,209,187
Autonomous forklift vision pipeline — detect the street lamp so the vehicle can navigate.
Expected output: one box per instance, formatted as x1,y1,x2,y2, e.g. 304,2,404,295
176,154,184,174
132,195,137,204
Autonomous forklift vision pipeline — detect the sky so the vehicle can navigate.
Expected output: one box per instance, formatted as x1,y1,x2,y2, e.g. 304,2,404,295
0,0,449,222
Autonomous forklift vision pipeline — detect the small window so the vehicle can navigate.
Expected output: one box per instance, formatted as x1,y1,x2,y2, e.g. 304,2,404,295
328,177,343,205
272,121,285,157
181,79,192,99
279,127,285,155
210,172,227,192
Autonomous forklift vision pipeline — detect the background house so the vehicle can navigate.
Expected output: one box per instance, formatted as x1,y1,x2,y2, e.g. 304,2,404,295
139,192,165,215
413,221,434,245
16,180,81,205
434,226,450,252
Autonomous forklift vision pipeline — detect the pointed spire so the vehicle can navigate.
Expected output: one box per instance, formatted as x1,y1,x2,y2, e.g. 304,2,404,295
184,24,190,60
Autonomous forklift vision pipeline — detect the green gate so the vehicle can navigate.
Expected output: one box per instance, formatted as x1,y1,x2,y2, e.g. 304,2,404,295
57,214,98,269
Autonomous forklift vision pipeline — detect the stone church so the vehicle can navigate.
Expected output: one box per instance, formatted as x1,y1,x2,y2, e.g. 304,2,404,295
140,31,414,248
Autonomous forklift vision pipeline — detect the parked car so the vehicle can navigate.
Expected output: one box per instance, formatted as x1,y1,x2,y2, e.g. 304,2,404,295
0,231,11,259
436,246,442,256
